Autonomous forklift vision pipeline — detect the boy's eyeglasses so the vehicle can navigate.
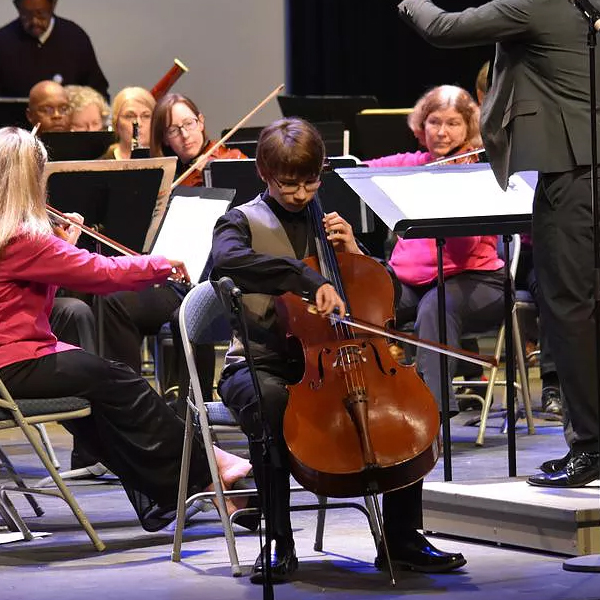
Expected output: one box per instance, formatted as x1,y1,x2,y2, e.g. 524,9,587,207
273,177,321,195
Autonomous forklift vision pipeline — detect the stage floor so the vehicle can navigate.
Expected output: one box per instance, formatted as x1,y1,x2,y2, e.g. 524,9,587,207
1,386,599,600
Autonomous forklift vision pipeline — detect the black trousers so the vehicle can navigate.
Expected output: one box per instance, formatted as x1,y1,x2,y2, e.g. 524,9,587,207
50,297,100,468
219,366,423,545
0,350,212,520
533,168,599,453
102,285,215,400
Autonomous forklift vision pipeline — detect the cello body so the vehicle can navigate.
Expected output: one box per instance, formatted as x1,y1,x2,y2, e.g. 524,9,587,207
278,253,440,498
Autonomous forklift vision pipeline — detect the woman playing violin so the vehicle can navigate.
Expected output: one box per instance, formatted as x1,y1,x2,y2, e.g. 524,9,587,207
366,85,504,414
0,127,253,532
150,93,246,184
100,94,247,411
213,117,466,584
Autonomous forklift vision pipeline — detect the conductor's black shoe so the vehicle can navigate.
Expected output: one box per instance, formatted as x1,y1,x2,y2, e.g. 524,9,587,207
528,451,599,488
374,532,467,573
250,538,298,584
539,450,571,474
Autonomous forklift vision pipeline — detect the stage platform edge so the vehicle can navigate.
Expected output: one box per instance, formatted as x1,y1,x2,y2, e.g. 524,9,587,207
423,479,600,556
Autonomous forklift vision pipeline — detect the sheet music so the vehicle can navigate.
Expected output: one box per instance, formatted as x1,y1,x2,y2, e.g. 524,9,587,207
150,195,230,284
372,169,535,221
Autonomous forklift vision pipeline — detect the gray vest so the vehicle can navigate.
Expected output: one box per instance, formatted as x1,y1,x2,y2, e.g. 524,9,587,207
223,196,309,371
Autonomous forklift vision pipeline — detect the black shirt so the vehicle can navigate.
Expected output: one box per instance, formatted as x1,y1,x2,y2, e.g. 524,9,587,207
211,193,327,301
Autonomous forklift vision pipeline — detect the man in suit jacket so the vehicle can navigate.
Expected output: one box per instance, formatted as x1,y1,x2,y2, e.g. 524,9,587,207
398,0,600,487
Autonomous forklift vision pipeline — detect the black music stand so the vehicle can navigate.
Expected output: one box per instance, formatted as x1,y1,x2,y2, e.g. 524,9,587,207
40,131,116,161
277,94,379,156
336,162,536,480
220,121,348,159
355,109,419,160
148,186,235,284
0,97,28,128
44,157,177,355
44,157,177,254
204,157,374,239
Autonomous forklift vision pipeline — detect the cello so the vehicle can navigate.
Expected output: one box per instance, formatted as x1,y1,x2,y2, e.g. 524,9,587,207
277,197,442,499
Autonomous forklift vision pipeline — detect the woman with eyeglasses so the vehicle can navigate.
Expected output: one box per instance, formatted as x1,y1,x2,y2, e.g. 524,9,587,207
150,93,246,184
365,85,505,415
102,86,155,160
99,93,246,413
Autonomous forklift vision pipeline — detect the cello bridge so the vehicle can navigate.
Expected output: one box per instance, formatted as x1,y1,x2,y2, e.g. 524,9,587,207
333,345,366,369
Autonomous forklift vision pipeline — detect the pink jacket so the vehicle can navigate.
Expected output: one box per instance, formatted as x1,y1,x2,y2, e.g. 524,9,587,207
366,150,504,285
0,233,172,369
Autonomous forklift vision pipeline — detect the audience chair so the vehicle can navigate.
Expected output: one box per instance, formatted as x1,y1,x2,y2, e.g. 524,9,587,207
453,235,535,445
173,280,381,576
0,377,105,551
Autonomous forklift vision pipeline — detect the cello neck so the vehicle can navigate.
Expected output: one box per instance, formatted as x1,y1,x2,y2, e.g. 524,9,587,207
307,196,351,311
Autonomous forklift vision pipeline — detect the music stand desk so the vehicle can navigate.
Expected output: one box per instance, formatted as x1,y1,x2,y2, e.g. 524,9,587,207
45,156,177,255
336,163,536,479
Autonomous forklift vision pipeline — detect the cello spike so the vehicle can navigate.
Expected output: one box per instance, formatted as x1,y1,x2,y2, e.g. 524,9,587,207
369,493,396,586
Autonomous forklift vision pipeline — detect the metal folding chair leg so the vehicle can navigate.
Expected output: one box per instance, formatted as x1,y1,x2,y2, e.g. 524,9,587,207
2,419,105,551
0,446,44,516
33,423,60,469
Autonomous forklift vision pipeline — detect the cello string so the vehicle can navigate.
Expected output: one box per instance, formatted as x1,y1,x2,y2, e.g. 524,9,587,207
310,196,367,394
308,198,358,392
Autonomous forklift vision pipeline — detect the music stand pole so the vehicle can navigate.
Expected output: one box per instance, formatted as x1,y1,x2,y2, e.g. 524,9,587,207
219,279,275,597
435,238,453,481
563,5,600,574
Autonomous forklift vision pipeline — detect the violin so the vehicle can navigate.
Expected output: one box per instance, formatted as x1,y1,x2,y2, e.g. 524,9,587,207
170,83,284,190
47,205,190,285
425,144,485,166
277,198,442,499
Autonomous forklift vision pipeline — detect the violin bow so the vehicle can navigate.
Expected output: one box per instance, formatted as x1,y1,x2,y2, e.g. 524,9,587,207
425,147,485,166
305,305,496,368
336,314,497,367
46,205,138,256
170,83,285,190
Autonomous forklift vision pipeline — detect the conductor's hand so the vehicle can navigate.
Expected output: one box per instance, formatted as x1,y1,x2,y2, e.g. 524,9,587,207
167,259,190,285
315,283,346,317
323,212,363,255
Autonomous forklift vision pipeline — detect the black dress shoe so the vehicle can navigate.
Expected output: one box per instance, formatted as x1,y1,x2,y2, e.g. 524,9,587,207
250,538,298,584
375,531,467,574
528,452,599,488
539,450,571,474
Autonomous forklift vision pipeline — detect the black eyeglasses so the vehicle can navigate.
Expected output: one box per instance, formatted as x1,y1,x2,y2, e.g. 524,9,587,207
272,176,322,195
36,104,71,117
165,117,200,139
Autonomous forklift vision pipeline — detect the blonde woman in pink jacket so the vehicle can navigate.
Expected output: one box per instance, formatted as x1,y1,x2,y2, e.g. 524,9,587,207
0,127,253,532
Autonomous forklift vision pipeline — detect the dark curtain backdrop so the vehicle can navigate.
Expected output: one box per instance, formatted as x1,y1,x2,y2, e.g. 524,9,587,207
286,0,493,107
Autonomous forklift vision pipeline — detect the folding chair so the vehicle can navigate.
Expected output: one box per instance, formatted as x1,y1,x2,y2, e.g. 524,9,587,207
453,234,535,445
172,280,380,576
0,377,105,551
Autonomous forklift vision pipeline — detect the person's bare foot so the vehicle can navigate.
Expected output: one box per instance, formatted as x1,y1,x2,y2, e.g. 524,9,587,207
213,446,252,514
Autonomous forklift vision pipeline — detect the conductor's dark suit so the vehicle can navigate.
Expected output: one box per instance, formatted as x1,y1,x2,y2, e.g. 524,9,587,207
399,0,600,454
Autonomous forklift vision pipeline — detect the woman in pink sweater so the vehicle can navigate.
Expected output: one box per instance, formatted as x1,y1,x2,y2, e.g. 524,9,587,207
366,85,504,413
0,127,251,531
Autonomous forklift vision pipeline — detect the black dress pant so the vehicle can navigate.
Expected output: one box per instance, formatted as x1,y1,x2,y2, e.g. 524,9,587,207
219,365,423,544
102,285,215,400
50,297,100,468
0,350,212,520
533,168,599,453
